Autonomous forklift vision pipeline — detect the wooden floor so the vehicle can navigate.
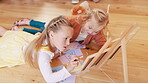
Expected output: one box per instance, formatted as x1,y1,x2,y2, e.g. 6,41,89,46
0,0,148,83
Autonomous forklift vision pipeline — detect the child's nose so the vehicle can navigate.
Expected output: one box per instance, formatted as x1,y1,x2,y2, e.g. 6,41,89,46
66,40,70,46
88,31,93,35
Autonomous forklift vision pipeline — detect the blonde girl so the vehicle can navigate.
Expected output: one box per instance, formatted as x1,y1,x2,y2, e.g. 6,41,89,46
0,16,79,82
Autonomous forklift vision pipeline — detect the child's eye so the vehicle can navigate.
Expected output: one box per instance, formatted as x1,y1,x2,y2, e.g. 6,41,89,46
89,27,92,29
65,38,68,40
95,31,98,34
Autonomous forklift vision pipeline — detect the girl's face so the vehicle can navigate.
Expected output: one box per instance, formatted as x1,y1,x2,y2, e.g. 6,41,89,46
50,25,73,51
81,16,101,35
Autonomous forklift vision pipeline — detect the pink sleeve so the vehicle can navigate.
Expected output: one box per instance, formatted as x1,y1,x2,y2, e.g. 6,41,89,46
38,51,71,82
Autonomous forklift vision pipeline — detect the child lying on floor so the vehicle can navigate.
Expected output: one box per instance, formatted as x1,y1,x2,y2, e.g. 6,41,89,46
0,16,79,82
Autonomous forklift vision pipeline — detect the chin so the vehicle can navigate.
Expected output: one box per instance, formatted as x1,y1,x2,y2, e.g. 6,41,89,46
59,48,64,52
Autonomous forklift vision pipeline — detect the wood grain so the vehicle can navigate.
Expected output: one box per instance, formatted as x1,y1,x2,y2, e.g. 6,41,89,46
0,0,148,82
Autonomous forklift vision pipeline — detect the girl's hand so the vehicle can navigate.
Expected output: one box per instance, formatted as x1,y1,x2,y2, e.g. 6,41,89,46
66,55,79,72
52,52,60,59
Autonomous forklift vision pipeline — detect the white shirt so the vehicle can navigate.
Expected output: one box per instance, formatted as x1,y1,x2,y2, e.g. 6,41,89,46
23,40,71,83
38,51,71,83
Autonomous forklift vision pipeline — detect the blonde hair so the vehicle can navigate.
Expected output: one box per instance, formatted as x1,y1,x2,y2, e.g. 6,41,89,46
80,8,109,31
24,16,73,68
90,8,109,30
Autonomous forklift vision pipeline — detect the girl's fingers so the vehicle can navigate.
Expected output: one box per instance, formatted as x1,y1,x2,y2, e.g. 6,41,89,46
69,61,79,67
72,61,78,65
71,57,79,62
71,55,77,58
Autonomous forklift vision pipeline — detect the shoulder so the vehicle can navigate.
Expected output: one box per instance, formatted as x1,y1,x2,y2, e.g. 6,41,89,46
38,46,54,59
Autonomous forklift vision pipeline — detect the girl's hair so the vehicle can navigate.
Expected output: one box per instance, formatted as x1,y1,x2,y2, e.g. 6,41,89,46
80,8,109,31
90,8,109,30
24,16,73,68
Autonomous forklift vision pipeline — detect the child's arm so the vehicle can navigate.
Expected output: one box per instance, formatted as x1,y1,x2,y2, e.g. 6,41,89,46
65,55,79,72
38,51,71,82
91,30,107,50
80,30,106,51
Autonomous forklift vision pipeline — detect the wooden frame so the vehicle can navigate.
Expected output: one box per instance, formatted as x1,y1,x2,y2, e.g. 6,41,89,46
73,24,140,83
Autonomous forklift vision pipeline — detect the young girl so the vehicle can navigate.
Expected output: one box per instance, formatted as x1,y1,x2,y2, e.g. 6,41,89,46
0,16,79,82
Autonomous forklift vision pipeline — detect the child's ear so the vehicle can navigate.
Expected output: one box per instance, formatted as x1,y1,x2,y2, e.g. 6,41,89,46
49,31,54,38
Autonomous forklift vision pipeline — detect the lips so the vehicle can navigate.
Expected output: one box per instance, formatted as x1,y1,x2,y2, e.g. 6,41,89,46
63,46,67,49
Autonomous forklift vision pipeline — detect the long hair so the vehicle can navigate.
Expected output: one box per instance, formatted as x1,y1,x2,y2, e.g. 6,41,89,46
24,16,73,68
